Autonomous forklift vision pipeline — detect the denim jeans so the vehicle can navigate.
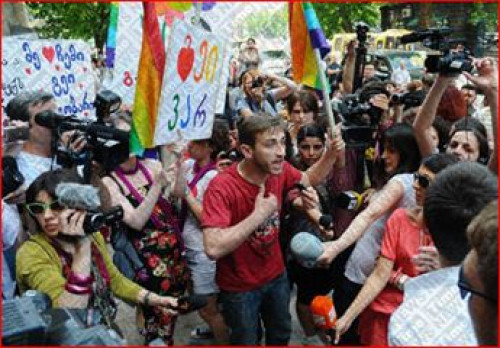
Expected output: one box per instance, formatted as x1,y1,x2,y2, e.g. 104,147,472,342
220,272,291,345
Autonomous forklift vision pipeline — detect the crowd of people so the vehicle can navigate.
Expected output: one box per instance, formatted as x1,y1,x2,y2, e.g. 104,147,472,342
2,35,498,346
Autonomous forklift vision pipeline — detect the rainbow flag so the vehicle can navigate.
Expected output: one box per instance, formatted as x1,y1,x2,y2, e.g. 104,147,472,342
130,2,166,154
289,2,330,90
105,2,119,68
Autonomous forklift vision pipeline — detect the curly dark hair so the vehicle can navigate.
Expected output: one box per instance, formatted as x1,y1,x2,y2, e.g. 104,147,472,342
208,119,231,160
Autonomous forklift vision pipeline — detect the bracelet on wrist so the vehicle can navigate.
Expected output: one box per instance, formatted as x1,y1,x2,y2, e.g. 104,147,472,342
68,272,94,287
396,274,409,291
144,291,152,306
65,282,92,295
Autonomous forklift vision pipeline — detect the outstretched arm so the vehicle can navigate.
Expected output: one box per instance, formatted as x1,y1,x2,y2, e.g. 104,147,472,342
464,57,498,173
413,75,455,157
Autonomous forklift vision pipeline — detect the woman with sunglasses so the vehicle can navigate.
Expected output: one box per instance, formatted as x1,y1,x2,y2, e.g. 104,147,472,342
16,169,178,336
333,153,458,345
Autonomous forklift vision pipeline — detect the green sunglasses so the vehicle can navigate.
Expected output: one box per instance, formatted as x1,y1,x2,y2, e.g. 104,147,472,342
25,201,65,216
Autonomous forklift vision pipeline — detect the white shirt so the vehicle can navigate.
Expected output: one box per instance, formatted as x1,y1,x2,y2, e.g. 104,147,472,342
16,151,60,187
391,68,411,86
388,266,477,346
182,159,218,251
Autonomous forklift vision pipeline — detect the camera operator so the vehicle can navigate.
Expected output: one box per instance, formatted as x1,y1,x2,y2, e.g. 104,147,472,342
236,69,298,118
413,57,497,173
15,169,179,337
5,92,86,188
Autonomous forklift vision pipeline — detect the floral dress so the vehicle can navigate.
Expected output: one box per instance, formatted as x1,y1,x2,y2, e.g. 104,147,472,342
111,165,189,345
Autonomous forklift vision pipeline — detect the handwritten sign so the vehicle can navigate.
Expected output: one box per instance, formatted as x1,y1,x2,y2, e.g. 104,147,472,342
154,21,227,145
2,38,95,119
102,2,237,113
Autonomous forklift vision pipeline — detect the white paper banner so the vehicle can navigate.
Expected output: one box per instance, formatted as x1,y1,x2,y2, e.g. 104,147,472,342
103,2,239,113
2,38,95,119
154,20,227,145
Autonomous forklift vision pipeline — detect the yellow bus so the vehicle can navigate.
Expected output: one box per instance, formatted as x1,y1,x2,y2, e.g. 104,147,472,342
330,29,416,57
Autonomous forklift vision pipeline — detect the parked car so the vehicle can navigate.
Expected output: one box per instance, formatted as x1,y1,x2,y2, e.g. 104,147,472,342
260,49,290,76
367,49,427,81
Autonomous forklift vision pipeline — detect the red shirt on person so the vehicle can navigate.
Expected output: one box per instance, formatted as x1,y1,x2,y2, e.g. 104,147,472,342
202,162,302,292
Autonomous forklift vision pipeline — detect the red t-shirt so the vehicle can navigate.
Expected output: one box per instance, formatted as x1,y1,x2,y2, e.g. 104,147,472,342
201,162,302,292
370,208,434,314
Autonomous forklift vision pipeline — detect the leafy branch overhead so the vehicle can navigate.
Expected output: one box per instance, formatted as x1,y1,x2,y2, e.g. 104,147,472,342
26,2,110,51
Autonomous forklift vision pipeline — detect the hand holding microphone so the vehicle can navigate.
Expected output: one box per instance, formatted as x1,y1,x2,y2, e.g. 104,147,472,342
310,295,337,343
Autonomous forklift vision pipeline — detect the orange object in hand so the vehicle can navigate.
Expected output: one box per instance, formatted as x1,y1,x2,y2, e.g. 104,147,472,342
310,295,337,330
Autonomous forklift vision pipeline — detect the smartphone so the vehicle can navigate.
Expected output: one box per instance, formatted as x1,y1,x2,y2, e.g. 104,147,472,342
293,183,307,191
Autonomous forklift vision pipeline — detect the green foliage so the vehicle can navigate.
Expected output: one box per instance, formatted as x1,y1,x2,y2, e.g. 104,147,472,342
469,2,498,32
26,2,110,51
312,3,381,37
240,7,289,39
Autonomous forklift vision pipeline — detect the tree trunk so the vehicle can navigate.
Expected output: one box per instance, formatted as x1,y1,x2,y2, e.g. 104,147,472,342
419,3,433,28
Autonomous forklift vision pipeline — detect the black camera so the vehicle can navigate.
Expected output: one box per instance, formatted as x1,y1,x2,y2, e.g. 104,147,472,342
338,93,383,149
2,291,124,345
355,22,369,44
400,28,473,74
2,156,24,198
390,90,426,109
251,76,264,89
83,206,124,235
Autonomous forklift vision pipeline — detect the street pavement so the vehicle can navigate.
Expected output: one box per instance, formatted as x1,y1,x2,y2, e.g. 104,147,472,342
115,287,306,345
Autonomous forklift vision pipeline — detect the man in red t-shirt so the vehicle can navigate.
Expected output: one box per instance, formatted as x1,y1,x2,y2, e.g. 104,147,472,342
202,114,344,345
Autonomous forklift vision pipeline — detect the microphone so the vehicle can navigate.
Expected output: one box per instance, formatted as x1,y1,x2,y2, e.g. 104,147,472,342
56,183,124,235
176,294,208,314
336,191,363,211
310,295,337,341
35,110,80,128
56,183,101,211
290,232,324,268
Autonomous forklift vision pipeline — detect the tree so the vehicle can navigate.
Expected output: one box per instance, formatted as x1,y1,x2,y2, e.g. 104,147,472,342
26,2,110,52
312,3,381,37
469,2,498,32
240,7,288,39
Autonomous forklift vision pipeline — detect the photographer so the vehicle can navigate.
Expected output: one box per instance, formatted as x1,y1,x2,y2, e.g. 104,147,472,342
6,92,85,187
16,169,179,338
236,69,298,118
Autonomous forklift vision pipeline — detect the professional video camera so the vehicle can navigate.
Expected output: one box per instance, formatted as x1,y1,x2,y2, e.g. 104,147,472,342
400,28,473,74
390,90,426,110
352,22,370,92
2,291,125,345
337,90,384,149
34,90,129,177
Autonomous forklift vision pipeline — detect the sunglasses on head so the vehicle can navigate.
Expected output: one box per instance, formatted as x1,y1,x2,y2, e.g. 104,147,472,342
25,200,65,216
414,172,431,188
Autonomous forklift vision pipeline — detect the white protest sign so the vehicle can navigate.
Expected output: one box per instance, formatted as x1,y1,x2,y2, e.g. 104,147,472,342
154,20,227,145
103,2,238,113
2,38,95,119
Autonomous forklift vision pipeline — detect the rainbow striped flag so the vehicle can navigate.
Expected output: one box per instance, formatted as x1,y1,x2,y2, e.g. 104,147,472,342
130,2,166,154
105,2,119,68
289,2,330,90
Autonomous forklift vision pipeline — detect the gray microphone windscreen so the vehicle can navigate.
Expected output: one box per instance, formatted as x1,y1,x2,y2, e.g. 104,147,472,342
290,232,324,268
55,183,101,211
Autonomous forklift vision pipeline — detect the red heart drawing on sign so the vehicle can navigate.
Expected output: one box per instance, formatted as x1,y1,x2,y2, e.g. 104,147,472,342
42,46,55,63
177,35,194,82
55,65,61,71
25,67,31,75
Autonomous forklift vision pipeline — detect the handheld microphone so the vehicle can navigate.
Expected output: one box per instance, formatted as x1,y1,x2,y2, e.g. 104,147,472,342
290,232,324,268
310,295,337,340
56,183,124,234
336,191,363,211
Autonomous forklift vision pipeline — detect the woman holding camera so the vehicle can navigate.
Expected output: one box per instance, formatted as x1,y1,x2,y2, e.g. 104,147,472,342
16,169,178,336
